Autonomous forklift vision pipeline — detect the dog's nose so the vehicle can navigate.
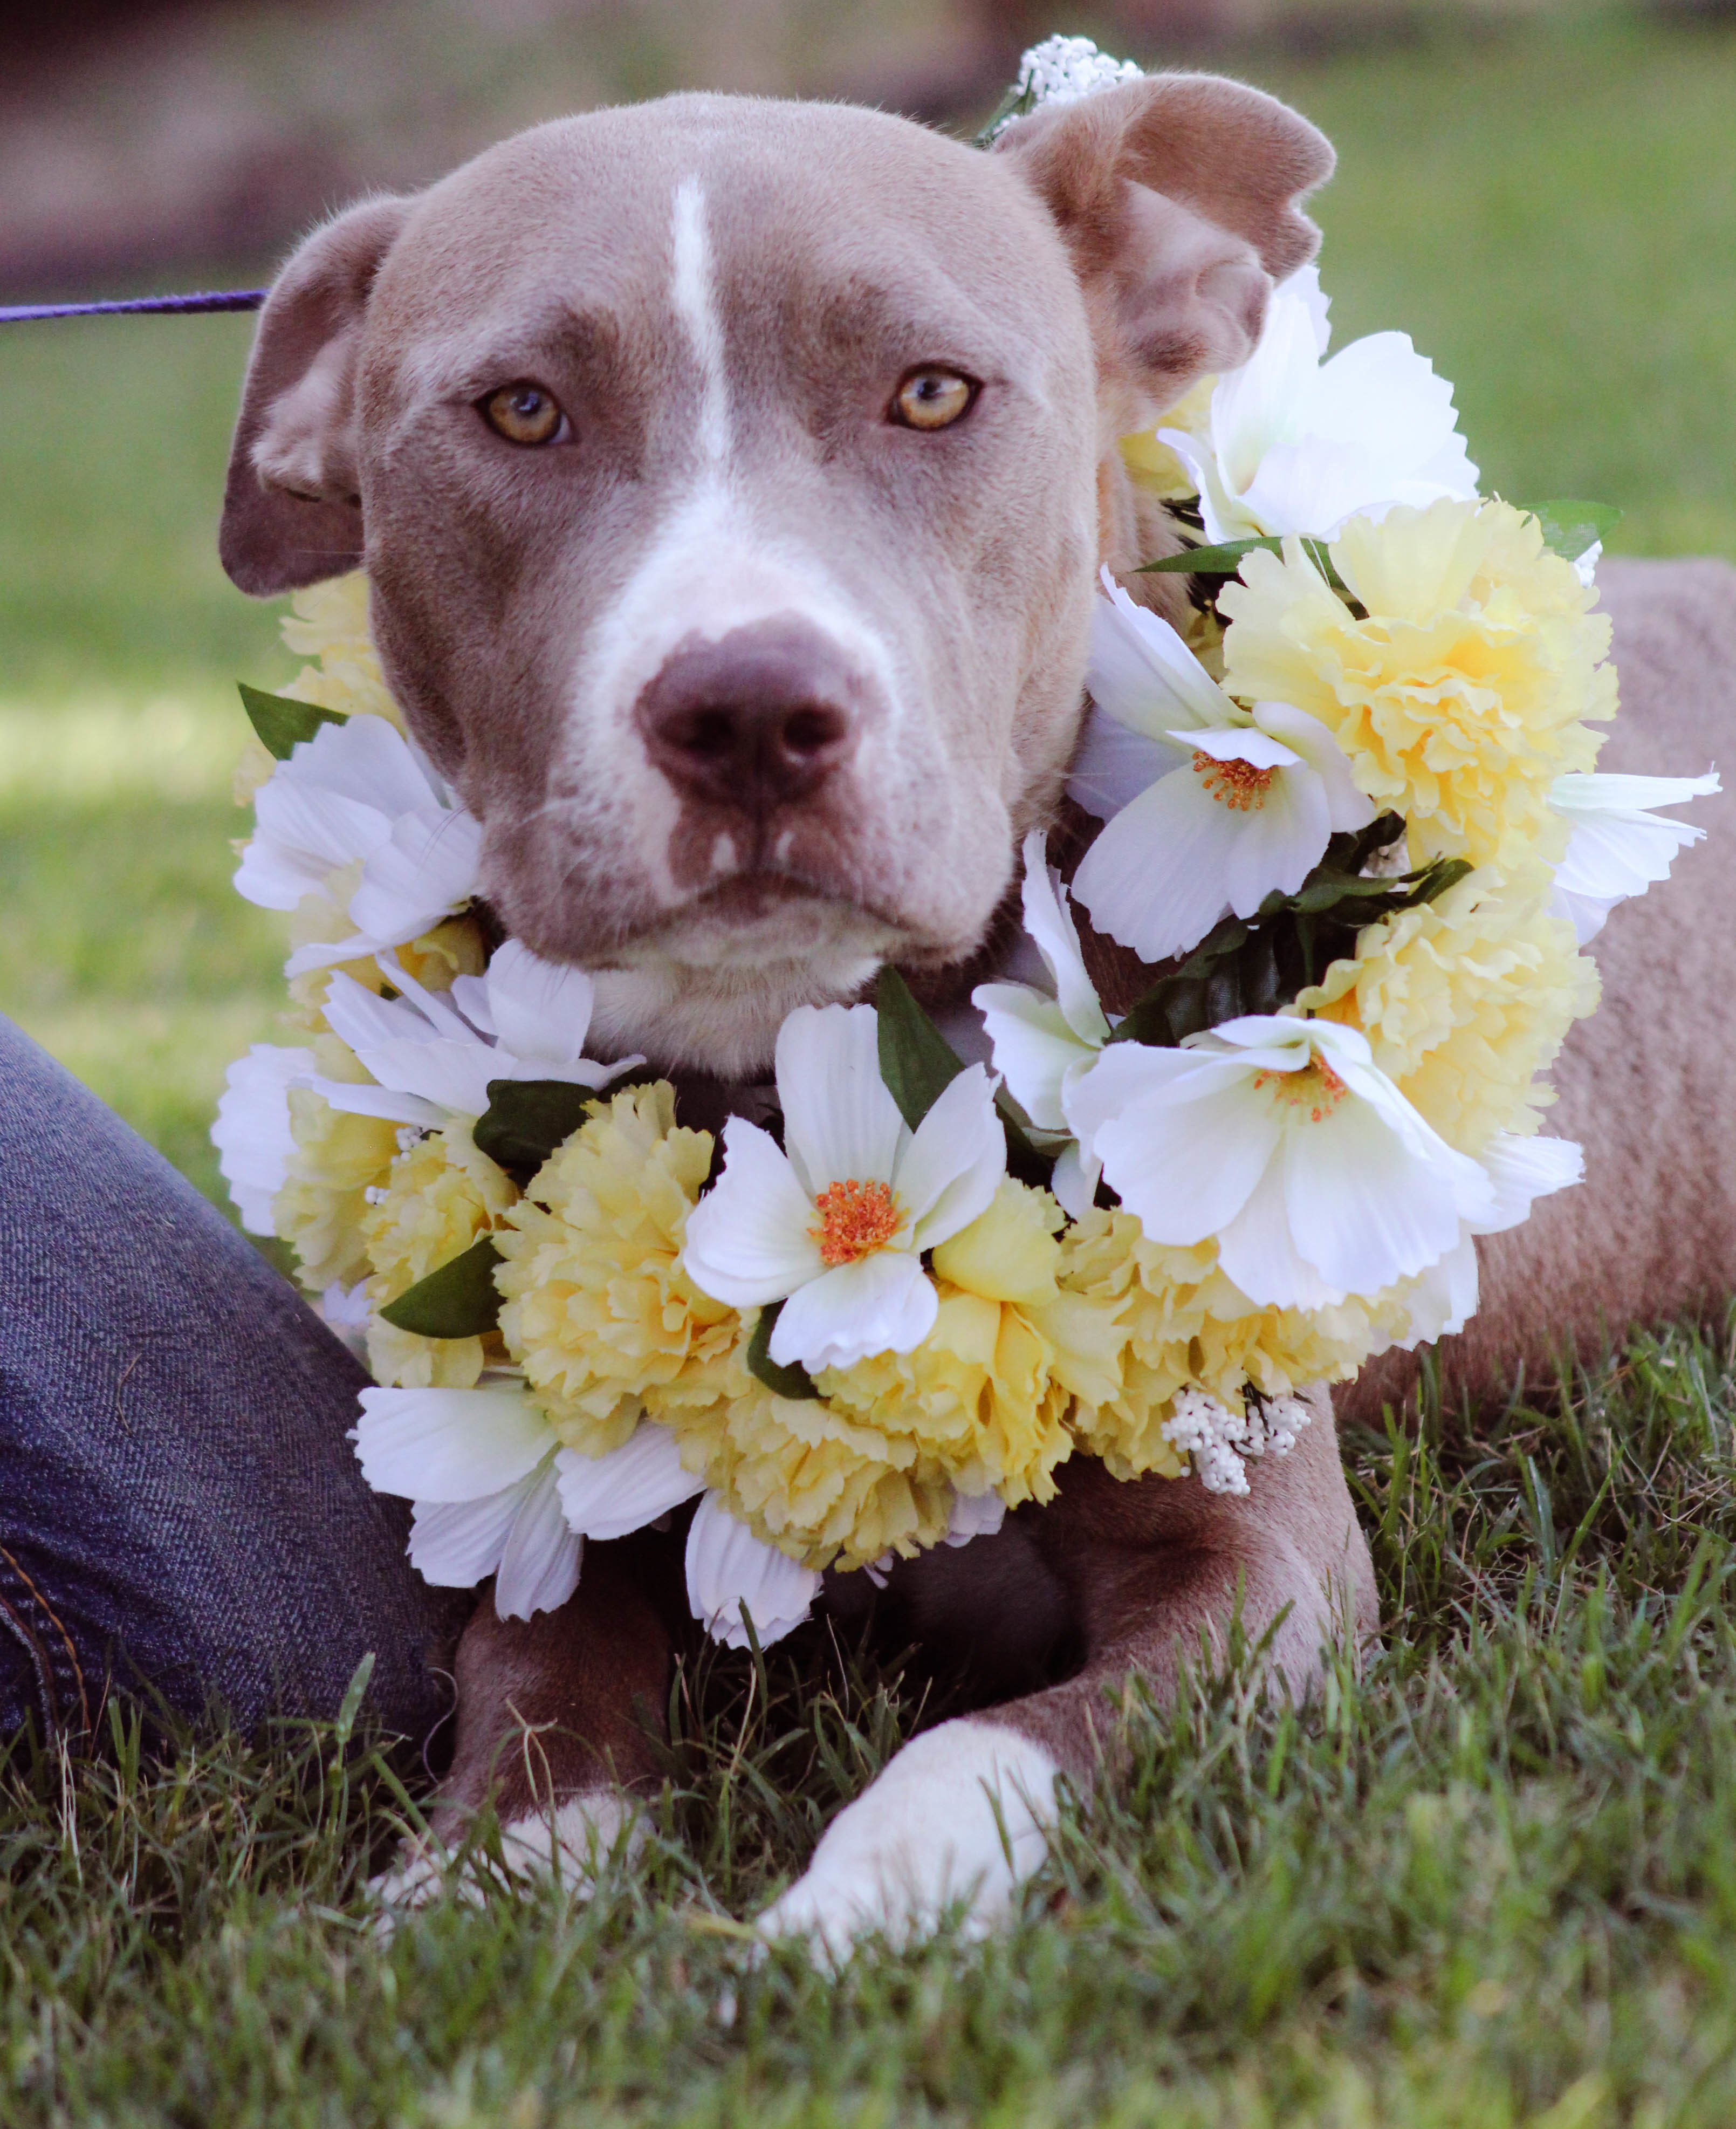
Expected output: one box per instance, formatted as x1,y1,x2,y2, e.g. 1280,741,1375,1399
635,618,863,812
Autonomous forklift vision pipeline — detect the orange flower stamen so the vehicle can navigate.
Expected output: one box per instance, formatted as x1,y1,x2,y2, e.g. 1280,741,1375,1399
811,1178,902,1266
1194,751,1275,811
1253,1057,1349,1125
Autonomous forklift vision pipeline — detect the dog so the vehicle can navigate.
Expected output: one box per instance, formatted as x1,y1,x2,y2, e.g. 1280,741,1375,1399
216,75,1736,1955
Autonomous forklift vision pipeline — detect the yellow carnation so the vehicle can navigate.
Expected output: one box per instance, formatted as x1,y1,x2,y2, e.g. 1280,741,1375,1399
1057,1210,1407,1481
1219,498,1615,872
272,1035,400,1292
657,1183,1120,1570
815,1183,1117,1527
361,1124,518,1389
1293,862,1599,1154
667,1358,957,1572
276,574,406,730
496,1081,738,1455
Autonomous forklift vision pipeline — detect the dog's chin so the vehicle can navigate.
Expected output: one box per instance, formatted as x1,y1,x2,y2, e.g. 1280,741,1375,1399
581,878,950,1078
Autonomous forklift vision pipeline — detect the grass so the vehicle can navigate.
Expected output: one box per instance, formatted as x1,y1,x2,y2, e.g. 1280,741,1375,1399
10,1328,1736,2123
3,6,1736,2120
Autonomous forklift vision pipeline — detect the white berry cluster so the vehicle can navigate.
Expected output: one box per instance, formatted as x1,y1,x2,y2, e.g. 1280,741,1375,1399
1162,1390,1313,1497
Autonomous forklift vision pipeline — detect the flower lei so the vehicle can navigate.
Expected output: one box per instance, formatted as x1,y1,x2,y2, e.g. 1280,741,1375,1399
214,37,1717,1648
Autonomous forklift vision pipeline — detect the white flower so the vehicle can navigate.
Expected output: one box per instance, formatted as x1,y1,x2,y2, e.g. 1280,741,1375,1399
1064,1015,1499,1310
320,1279,373,1361
973,830,1112,1217
310,940,638,1128
1007,33,1141,115
1069,577,1374,963
1548,770,1720,943
234,714,483,976
684,1493,821,1650
1156,266,1479,544
554,1425,703,1540
1161,1388,1312,1497
1389,1131,1583,1349
212,1042,313,1234
943,1490,1007,1548
352,1381,580,1621
681,1003,1006,1374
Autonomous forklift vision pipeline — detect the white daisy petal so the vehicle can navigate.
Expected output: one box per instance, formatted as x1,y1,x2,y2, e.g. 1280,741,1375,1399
347,805,484,944
1017,829,1110,1045
684,1494,820,1650
1048,1139,1102,1220
1182,724,1302,772
408,1485,526,1588
1065,705,1178,821
352,1385,554,1502
898,1064,1006,1248
493,1457,585,1620
770,1251,938,1373
1213,1149,1345,1310
554,1427,705,1541
972,984,1092,1134
1069,1046,1281,1242
1086,574,1236,740
776,1003,905,1199
1250,701,1378,830
1473,1133,1584,1234
1279,1091,1466,1299
1071,769,1240,963
212,1043,313,1235
479,941,597,1067
304,1077,446,1130
680,1117,826,1309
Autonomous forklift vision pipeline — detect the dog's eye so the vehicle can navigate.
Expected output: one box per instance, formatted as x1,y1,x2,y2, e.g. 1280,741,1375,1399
890,367,976,433
479,382,568,447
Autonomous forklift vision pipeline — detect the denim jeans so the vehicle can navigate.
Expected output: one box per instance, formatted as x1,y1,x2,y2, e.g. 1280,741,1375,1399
0,1013,468,1744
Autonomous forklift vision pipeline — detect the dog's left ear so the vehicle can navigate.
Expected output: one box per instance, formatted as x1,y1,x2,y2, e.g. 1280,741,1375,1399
219,194,414,596
994,74,1333,436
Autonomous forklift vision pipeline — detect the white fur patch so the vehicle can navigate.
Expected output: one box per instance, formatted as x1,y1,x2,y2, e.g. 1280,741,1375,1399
755,1718,1062,1963
369,1791,643,1924
671,177,730,467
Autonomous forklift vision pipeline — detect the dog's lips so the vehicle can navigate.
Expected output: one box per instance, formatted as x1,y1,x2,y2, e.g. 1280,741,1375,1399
603,870,911,974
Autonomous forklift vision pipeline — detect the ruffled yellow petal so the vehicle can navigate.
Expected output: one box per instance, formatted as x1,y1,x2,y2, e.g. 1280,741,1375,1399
496,1082,736,1456
361,1122,518,1388
1219,498,1614,874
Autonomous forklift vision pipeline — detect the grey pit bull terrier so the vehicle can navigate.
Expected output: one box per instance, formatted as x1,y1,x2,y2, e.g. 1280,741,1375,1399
218,77,1736,1956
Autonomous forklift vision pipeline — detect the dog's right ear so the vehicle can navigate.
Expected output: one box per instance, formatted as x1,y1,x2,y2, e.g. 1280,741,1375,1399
219,195,413,596
994,74,1334,441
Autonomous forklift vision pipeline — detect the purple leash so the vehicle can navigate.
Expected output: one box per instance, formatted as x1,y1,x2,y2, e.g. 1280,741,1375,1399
0,289,266,323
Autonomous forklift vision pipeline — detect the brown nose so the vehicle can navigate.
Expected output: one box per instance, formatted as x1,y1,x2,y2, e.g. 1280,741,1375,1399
635,618,863,813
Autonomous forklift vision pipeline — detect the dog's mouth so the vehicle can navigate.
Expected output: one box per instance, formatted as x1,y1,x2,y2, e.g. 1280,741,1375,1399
605,870,911,976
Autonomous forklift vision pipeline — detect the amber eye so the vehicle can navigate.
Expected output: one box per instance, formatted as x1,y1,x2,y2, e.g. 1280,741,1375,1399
890,367,976,432
479,382,567,447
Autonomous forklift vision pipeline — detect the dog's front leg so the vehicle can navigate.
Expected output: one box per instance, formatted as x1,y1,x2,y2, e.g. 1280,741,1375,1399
757,1388,1376,1960
376,1530,678,1909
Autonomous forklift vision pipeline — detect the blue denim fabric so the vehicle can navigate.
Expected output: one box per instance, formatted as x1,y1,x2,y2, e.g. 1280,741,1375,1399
0,1012,468,1742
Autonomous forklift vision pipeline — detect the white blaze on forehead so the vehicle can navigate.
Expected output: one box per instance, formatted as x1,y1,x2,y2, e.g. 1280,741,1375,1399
671,176,730,465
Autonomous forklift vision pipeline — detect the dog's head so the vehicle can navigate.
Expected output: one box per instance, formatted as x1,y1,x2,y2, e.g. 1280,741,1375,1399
221,78,1329,1072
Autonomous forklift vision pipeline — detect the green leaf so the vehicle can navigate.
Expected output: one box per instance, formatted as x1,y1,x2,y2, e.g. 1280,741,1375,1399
472,1078,601,1181
746,1300,821,1401
238,682,347,761
1138,535,1348,591
876,968,967,1131
1522,498,1622,564
973,80,1038,148
379,1234,504,1338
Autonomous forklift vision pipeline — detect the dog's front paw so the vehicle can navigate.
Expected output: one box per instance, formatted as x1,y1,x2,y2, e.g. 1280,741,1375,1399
370,1790,645,1922
756,1719,1061,1964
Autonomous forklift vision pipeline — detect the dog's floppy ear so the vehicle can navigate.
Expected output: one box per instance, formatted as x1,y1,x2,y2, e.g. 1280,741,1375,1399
995,74,1333,437
219,195,413,595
